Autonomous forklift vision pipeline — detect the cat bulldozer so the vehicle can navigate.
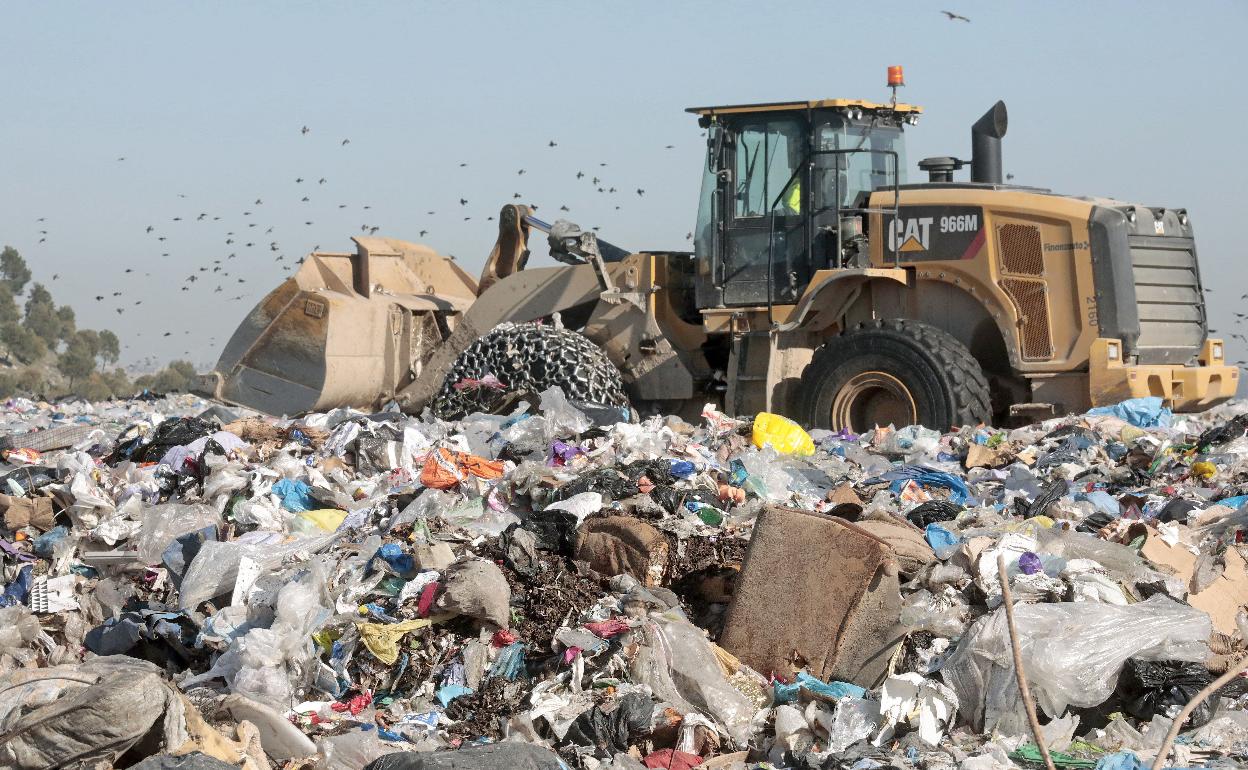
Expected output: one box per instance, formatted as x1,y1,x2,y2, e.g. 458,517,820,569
201,90,1237,431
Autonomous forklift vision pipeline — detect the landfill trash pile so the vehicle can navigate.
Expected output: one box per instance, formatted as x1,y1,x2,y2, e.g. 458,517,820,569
3,390,1248,770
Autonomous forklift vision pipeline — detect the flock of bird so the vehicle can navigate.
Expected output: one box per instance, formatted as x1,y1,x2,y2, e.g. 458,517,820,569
25,119,682,368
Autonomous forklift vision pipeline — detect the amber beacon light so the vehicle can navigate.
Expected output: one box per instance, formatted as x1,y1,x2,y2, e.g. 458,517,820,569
887,65,905,88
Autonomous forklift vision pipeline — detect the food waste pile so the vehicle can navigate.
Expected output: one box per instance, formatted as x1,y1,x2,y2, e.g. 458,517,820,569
3,390,1248,770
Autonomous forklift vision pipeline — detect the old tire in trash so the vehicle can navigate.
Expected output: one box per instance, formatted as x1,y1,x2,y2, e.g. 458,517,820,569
797,319,990,433
432,322,629,419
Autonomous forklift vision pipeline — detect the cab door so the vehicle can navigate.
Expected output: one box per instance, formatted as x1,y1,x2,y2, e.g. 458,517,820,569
720,116,809,306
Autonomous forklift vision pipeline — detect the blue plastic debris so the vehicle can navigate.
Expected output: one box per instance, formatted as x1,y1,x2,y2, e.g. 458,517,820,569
31,525,70,559
373,543,417,578
773,671,866,704
271,478,315,512
669,460,696,479
436,684,474,706
925,524,961,558
488,641,527,681
874,465,975,505
1,564,33,607
1087,397,1173,429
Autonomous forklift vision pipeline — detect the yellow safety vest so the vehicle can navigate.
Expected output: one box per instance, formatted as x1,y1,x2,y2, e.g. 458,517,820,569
786,180,801,213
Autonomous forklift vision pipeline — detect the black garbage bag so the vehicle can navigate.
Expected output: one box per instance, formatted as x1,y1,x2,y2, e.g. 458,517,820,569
621,459,676,487
1197,413,1248,451
1118,659,1215,728
1027,479,1068,518
108,416,217,464
563,692,654,756
1157,497,1201,524
516,509,580,554
132,754,238,770
365,743,570,770
557,468,639,502
1077,510,1117,534
906,499,962,528
0,465,62,496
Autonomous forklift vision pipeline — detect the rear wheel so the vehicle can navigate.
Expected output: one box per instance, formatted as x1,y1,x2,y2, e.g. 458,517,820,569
797,319,990,433
432,322,629,419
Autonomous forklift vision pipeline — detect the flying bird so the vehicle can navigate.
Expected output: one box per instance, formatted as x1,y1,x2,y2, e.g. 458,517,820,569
341,138,350,146
941,10,970,21
548,140,557,147
301,125,310,135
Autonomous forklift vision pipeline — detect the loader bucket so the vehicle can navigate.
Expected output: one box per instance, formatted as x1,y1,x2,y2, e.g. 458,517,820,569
199,237,478,416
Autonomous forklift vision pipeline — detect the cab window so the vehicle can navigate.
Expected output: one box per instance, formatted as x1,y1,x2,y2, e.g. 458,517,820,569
734,119,803,218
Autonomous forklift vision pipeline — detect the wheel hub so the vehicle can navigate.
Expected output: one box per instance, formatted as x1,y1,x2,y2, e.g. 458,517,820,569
830,371,917,431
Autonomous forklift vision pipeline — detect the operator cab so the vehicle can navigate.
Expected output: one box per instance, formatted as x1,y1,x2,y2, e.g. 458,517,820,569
687,99,920,308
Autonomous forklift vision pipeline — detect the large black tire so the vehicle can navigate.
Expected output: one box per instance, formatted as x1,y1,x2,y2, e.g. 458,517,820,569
432,322,629,419
796,319,990,432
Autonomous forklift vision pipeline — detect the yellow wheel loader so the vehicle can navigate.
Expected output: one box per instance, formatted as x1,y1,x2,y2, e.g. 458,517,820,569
200,90,1237,431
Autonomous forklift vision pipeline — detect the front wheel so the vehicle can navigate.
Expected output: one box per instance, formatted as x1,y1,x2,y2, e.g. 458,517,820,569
796,319,991,433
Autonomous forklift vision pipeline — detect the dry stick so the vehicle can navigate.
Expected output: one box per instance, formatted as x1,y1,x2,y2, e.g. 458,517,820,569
997,553,1057,770
1150,652,1248,770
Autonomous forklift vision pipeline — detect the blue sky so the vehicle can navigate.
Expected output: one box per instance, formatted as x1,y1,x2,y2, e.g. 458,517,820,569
2,0,1246,371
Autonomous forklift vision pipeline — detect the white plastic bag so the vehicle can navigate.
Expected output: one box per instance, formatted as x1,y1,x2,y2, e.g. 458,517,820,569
629,610,758,746
945,594,1211,732
135,502,220,565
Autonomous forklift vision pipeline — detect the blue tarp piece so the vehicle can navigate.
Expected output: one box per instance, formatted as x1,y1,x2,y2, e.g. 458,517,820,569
1087,397,1173,429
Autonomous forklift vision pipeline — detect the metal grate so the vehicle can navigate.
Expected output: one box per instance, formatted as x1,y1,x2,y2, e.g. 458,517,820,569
997,224,1044,276
1001,278,1053,360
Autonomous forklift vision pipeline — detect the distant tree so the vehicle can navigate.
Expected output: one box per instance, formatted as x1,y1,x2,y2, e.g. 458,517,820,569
0,285,19,325
15,367,44,396
57,331,98,387
0,246,31,295
77,373,114,402
0,322,48,364
23,284,62,344
97,330,121,364
150,359,197,393
55,305,76,343
99,367,132,396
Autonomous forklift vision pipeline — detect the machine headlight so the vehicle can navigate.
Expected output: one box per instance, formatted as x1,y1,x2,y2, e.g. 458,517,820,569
1107,342,1120,360
1213,342,1224,360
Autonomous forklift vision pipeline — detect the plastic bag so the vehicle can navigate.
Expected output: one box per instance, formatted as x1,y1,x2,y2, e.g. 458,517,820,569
1118,659,1216,728
945,594,1211,730
629,611,756,745
538,386,593,436
178,531,334,611
752,413,815,456
135,503,220,565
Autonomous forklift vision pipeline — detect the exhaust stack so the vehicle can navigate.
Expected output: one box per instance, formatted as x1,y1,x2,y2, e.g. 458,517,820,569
971,100,1008,184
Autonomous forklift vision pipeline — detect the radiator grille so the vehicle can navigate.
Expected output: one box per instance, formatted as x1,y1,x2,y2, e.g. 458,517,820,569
997,224,1044,276
1001,278,1053,360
